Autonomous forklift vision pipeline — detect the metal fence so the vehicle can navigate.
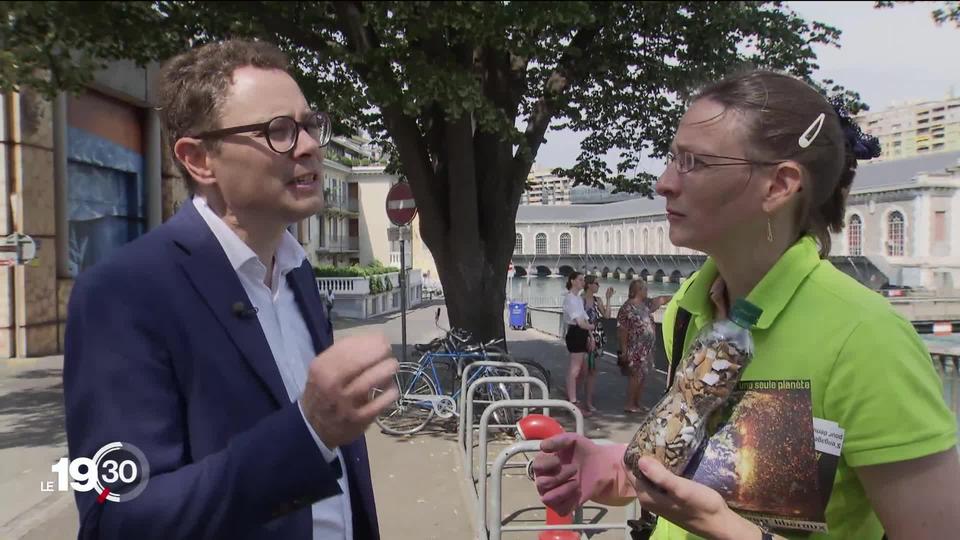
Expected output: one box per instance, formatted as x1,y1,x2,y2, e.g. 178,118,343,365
931,354,960,423
528,308,960,421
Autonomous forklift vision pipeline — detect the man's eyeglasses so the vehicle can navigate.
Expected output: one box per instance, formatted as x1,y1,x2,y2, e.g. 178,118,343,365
666,150,784,175
191,112,332,154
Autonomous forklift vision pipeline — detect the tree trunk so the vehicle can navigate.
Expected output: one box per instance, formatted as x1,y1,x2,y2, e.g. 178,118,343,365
431,242,509,343
417,164,517,344
330,3,590,343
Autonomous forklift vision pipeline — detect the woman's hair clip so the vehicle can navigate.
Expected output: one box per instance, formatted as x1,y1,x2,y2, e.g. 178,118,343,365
829,96,882,160
798,113,825,149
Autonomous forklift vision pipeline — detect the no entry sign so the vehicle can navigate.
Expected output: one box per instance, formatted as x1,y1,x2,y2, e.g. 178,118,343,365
385,182,417,226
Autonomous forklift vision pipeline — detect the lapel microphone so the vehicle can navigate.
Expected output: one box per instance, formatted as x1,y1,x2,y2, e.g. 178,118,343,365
232,301,259,319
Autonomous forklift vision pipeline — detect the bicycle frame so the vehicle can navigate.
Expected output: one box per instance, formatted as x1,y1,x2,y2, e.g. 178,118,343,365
393,351,502,417
426,307,507,354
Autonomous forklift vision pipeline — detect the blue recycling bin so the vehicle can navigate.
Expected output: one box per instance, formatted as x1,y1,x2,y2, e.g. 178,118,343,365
509,302,528,330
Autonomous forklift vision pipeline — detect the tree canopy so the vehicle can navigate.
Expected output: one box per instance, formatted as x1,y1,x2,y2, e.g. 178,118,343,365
1,1,867,338
1,2,860,192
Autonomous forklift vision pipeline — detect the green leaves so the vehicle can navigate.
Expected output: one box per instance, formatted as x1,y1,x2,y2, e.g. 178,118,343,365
876,1,960,27
313,263,400,278
1,1,859,197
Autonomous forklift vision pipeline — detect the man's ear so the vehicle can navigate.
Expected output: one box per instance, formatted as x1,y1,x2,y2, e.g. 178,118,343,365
761,161,804,214
173,137,216,188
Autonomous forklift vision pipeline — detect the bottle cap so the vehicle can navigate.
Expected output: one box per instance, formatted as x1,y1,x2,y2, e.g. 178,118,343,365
730,299,762,329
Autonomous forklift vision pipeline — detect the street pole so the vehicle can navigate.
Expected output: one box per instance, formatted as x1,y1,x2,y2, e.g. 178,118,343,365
400,230,408,363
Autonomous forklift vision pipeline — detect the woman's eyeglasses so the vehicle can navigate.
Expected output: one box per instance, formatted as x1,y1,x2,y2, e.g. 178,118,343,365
665,150,784,174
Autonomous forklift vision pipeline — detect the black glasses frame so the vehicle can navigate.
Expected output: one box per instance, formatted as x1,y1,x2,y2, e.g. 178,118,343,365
191,111,331,153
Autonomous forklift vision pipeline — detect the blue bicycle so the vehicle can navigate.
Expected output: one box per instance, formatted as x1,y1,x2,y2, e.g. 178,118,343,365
375,350,517,435
376,309,551,435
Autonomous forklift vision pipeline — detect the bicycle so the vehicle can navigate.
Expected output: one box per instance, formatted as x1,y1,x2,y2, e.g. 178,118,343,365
413,308,552,395
375,349,521,435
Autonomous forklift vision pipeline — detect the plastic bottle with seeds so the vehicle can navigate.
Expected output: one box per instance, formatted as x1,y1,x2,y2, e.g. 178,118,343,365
623,298,763,476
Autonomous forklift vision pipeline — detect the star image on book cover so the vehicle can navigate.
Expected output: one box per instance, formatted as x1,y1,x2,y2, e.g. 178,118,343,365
684,380,825,531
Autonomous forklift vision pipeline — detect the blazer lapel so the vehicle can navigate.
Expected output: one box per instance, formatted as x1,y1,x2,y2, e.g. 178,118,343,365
170,203,288,407
287,261,332,354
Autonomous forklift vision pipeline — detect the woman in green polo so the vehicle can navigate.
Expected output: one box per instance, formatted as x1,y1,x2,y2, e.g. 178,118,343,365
530,70,960,539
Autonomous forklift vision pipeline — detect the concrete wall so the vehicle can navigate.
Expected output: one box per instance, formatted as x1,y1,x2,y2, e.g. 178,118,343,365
0,59,174,358
834,183,960,290
410,214,439,283
0,88,59,356
355,172,392,265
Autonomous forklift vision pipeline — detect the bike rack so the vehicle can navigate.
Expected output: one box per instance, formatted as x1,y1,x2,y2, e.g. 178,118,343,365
476,399,582,536
488,440,638,540
464,379,549,487
458,361,532,451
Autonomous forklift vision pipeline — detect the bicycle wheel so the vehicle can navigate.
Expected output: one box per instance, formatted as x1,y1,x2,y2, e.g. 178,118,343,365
513,360,552,398
480,347,549,389
475,364,518,426
471,377,518,434
375,362,439,436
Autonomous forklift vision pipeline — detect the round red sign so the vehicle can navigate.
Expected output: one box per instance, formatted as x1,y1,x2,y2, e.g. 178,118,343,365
385,182,418,226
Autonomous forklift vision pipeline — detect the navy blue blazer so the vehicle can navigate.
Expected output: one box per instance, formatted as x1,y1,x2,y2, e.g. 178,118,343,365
63,202,379,539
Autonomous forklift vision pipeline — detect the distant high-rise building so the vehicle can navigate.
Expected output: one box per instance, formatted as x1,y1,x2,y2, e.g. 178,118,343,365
857,93,960,161
521,166,572,205
569,184,644,204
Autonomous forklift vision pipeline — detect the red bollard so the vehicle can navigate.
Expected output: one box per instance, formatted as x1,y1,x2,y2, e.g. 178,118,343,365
516,414,581,540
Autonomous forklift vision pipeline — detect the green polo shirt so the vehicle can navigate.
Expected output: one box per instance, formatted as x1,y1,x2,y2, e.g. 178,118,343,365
652,236,957,540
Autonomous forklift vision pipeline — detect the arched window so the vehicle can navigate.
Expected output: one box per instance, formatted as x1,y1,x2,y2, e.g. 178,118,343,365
616,231,622,253
642,229,649,254
604,231,610,254
534,233,547,255
514,233,523,254
629,229,636,253
887,211,904,256
559,233,571,255
536,233,547,255
657,227,665,253
847,215,862,256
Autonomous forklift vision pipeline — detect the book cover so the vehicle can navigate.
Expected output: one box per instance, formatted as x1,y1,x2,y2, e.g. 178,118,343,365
685,379,839,533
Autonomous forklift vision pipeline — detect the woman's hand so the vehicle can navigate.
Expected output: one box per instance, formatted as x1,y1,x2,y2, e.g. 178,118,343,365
531,434,638,514
630,457,759,540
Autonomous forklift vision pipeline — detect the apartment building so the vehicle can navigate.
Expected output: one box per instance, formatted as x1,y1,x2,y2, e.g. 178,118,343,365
858,93,960,161
520,166,573,205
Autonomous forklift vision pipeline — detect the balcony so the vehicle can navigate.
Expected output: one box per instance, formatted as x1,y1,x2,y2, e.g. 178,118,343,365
318,235,359,252
321,196,360,216
389,250,413,268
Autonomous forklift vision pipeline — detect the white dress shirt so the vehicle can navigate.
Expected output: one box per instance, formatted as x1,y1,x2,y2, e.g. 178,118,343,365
194,196,351,540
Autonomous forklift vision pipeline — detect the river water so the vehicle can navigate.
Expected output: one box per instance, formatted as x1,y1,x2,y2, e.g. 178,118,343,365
507,275,679,309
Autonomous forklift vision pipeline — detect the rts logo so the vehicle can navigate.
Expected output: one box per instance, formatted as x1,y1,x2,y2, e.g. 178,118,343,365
43,442,150,503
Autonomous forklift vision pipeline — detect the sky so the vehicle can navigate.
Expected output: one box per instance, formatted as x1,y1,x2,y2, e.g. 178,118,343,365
532,1,960,173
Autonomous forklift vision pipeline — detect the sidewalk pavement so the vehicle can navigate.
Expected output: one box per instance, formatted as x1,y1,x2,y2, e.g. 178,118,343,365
0,302,666,539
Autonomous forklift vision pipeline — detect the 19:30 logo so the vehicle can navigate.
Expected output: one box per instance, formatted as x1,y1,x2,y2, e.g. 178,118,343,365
48,442,150,503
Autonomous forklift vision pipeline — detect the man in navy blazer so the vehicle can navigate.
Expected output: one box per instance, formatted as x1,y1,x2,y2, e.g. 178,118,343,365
63,40,399,540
